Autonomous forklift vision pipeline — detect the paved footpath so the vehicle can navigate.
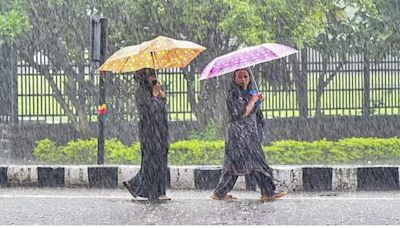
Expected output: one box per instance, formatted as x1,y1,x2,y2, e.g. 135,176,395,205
0,188,399,225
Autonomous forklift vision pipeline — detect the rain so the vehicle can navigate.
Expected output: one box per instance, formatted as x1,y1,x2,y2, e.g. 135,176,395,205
0,0,400,225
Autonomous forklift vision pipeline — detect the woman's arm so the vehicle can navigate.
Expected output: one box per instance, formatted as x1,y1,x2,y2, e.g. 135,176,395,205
242,94,259,117
227,90,258,120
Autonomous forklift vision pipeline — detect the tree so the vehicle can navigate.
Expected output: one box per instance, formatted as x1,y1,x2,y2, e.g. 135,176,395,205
211,0,336,118
15,0,244,135
0,0,29,124
11,0,397,137
311,0,396,116
0,0,29,45
14,0,96,137
218,0,396,117
96,0,243,132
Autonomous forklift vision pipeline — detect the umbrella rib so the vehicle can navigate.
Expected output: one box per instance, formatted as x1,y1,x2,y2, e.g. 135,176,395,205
118,57,131,73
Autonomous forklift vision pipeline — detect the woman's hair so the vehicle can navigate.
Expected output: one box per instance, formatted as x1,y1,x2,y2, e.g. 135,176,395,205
135,68,156,80
233,68,251,77
135,68,156,97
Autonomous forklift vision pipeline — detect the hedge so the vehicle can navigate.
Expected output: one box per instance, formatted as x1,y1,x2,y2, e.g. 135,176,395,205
34,137,400,165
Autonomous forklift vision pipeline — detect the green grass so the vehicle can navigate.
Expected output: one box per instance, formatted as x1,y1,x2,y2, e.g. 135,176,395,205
17,71,400,123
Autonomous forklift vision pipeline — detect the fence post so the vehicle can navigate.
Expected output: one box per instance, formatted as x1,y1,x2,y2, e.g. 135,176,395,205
363,52,370,116
10,44,18,125
91,16,108,165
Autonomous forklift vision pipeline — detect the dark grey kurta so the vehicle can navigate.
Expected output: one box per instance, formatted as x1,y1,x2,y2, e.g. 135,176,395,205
129,77,169,200
222,87,273,179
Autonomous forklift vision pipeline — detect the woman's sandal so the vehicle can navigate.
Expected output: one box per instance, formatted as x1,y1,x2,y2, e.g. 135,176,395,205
211,193,237,201
260,191,288,201
157,195,172,200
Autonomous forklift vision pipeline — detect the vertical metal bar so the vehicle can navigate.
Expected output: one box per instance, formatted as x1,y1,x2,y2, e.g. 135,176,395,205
363,50,370,116
390,51,394,114
310,48,314,117
22,61,26,124
350,55,354,115
29,57,32,122
36,56,39,122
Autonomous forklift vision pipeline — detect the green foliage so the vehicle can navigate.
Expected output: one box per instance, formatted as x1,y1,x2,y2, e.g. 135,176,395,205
265,137,400,165
220,0,333,47
34,138,62,163
0,7,29,45
61,138,98,164
34,138,142,165
106,140,141,164
169,140,225,165
34,137,400,165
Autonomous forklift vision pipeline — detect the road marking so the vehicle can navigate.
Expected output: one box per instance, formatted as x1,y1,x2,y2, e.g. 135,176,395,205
0,195,399,200
0,195,132,199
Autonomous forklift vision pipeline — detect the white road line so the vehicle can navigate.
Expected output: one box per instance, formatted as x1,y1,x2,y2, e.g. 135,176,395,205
0,195,399,200
0,195,132,199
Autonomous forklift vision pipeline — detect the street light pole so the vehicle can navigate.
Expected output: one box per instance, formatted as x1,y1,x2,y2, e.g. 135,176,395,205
91,16,108,165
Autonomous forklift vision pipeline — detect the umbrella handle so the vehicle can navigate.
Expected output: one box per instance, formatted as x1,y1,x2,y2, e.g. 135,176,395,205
249,67,259,93
150,51,159,78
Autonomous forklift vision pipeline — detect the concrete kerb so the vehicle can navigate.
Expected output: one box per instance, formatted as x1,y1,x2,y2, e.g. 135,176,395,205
332,166,358,191
0,165,399,191
65,166,89,187
7,165,38,187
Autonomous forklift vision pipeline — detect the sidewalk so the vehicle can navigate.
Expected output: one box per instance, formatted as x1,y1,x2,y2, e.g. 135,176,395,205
1,165,399,191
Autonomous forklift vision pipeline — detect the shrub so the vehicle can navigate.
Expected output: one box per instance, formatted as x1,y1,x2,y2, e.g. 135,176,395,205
34,138,64,163
34,137,400,165
106,140,141,164
169,139,225,165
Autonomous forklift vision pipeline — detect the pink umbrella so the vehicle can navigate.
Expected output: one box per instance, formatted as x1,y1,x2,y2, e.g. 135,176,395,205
200,43,299,80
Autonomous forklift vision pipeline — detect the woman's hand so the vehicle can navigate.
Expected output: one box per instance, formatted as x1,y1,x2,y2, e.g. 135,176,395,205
249,94,259,104
159,89,166,98
258,93,264,102
153,83,166,98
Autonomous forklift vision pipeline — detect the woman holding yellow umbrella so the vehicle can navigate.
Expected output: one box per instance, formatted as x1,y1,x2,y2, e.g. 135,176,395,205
98,36,206,200
126,67,170,200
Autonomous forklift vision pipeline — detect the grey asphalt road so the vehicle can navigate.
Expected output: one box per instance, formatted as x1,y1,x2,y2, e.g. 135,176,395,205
0,188,399,225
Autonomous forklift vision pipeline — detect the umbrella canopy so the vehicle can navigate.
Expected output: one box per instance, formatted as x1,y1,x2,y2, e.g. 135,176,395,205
200,43,298,80
98,36,206,73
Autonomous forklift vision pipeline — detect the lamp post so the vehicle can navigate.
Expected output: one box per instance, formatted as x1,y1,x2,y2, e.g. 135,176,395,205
91,16,108,165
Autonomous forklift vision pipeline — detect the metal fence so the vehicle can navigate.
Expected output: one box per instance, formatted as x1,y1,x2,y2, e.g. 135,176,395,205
11,48,400,124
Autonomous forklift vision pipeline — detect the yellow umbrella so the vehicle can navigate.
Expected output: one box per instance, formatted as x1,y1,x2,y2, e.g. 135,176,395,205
98,36,206,73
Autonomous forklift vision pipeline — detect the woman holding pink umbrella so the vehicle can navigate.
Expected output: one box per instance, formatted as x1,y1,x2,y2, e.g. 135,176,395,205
211,68,287,201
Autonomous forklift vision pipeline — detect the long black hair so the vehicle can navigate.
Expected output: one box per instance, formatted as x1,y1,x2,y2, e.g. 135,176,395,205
134,68,156,97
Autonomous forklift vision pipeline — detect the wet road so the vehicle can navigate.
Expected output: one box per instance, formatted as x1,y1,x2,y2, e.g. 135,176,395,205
0,188,399,225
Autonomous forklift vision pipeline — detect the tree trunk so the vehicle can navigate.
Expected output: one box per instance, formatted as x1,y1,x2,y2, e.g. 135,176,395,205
292,49,308,118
